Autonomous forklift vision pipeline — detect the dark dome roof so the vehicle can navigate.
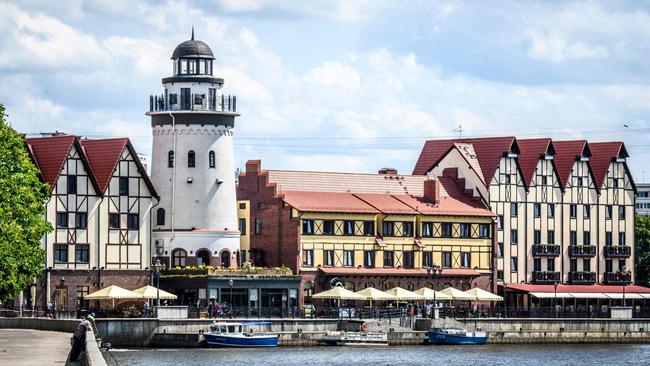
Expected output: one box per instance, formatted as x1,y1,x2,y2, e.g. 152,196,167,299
171,39,214,59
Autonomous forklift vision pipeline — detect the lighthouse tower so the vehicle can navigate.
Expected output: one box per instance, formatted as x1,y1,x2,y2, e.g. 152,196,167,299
148,30,240,269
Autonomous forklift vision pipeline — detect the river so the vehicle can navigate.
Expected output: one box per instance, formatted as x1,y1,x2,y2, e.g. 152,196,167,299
103,344,650,366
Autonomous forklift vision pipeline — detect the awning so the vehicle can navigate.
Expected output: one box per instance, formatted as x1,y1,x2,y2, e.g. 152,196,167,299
568,292,609,299
605,293,646,300
530,292,574,299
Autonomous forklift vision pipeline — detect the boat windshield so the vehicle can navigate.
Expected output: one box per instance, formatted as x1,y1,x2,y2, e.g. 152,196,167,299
220,326,227,333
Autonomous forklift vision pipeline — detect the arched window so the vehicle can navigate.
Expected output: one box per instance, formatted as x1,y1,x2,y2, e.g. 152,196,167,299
168,151,174,168
171,248,187,267
156,208,165,226
405,282,415,291
344,282,355,291
188,150,195,168
208,151,215,168
196,249,211,266
221,250,231,267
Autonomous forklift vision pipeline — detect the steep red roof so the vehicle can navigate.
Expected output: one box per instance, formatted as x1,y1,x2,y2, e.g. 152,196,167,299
318,267,481,276
504,283,650,294
25,135,76,188
281,191,380,214
588,141,627,190
354,193,419,214
413,136,517,184
551,140,589,188
517,138,552,188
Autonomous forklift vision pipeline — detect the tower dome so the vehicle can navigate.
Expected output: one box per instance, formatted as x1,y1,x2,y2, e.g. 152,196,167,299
171,39,214,59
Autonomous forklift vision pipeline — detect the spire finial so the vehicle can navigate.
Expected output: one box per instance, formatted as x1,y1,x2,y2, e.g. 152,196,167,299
191,26,194,40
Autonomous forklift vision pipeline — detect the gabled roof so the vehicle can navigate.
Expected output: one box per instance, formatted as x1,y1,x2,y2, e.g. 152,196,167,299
281,191,380,214
588,141,630,190
413,136,517,184
517,138,553,189
552,140,590,189
353,193,420,214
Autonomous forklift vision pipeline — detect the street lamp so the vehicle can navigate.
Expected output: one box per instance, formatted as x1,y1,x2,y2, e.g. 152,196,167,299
229,279,234,318
426,265,442,319
622,266,628,307
152,259,166,307
553,282,558,318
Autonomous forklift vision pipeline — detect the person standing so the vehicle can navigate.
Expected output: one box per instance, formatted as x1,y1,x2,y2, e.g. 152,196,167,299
46,300,53,318
144,300,150,317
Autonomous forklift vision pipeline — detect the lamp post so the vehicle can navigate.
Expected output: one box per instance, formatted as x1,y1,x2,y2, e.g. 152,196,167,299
622,266,627,307
229,279,234,318
152,259,166,307
426,265,442,319
553,282,558,318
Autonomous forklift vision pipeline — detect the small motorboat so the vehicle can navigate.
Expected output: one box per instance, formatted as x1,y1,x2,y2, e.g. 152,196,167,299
204,321,279,347
425,328,488,345
322,331,388,346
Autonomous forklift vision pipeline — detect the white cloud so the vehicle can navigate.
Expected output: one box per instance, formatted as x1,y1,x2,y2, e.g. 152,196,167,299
526,30,609,62
303,62,361,90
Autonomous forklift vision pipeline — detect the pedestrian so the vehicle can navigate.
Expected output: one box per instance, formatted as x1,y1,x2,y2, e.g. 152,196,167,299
144,300,150,317
46,300,53,318
208,301,214,318
215,302,222,318
196,299,201,311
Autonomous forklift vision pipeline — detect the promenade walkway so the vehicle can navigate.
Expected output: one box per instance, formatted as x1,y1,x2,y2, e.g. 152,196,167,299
0,328,71,365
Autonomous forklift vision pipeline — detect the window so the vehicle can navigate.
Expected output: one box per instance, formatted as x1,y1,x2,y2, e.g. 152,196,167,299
75,245,89,263
208,151,216,168
422,222,433,237
442,252,452,268
570,231,577,246
583,258,591,272
188,150,195,168
497,215,504,229
403,251,415,268
302,219,314,235
168,151,174,168
188,59,196,74
584,205,590,218
613,178,619,188
54,245,68,263
255,218,262,234
510,257,518,272
548,204,555,218
364,250,375,268
605,259,613,273
583,231,591,245
547,258,555,271
505,174,511,184
618,206,626,220
382,221,394,236
169,93,177,105
363,221,375,236
548,230,555,244
510,203,518,217
67,175,77,194
497,270,504,281
343,221,355,235
302,249,313,267
240,250,247,264
402,222,414,237
75,213,87,229
109,213,120,229
497,242,503,258
172,249,187,267
343,250,354,267
570,204,577,218
239,202,246,209
422,252,433,267
534,230,541,244
441,222,452,237
570,258,577,272
238,218,246,235
577,177,583,187
56,212,68,228
533,203,541,218
383,251,394,267
127,214,139,230
534,258,541,272
605,205,613,219
460,252,471,268
76,286,89,310
605,231,612,246
459,223,470,238
119,177,129,196
618,259,626,271
541,176,547,185
510,229,518,244
180,59,188,73
479,224,490,238
619,232,626,246
156,208,165,226
323,220,334,235
324,250,335,266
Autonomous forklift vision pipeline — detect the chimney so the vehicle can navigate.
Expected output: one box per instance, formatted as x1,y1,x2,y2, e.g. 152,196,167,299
423,179,440,204
378,167,398,175
246,159,262,173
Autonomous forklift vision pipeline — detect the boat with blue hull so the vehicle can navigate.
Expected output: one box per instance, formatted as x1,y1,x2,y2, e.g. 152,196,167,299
204,321,279,347
425,328,488,345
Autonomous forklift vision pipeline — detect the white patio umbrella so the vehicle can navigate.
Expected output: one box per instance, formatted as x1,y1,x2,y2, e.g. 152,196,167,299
414,287,453,301
385,287,425,301
84,285,142,309
356,287,396,308
439,287,475,301
464,288,503,302
312,286,365,307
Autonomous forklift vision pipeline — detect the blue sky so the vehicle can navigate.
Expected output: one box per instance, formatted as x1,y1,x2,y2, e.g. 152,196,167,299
1,0,650,180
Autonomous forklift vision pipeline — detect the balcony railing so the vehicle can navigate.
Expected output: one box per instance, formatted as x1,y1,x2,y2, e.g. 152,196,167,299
568,245,597,257
604,245,631,258
569,271,596,284
149,94,237,113
604,271,632,285
532,271,561,284
532,244,560,257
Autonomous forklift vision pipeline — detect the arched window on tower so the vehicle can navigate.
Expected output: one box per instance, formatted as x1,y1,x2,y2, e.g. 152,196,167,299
221,250,231,268
168,151,174,168
208,151,216,168
196,249,211,266
156,208,165,226
188,150,195,168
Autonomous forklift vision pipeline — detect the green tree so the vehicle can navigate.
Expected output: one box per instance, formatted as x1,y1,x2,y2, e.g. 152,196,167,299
636,215,650,286
0,104,52,302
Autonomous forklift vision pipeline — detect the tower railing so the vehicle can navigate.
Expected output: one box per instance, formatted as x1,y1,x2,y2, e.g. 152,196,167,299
149,93,237,113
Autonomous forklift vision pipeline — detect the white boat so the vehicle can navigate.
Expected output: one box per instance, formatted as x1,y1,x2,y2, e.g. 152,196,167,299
322,331,388,346
204,321,279,347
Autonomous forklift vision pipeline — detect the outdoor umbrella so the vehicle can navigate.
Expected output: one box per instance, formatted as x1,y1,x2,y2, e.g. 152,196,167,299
385,287,425,301
439,287,475,301
84,285,142,309
312,286,365,307
464,288,503,302
356,287,396,308
133,285,178,300
414,287,453,301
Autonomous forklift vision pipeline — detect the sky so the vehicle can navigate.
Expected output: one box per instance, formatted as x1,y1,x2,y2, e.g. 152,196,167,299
1,0,650,181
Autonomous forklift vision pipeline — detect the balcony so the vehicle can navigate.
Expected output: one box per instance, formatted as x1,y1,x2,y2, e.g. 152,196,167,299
532,271,561,284
532,244,560,257
604,245,631,258
569,271,596,284
568,245,596,257
604,271,632,285
149,94,237,113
